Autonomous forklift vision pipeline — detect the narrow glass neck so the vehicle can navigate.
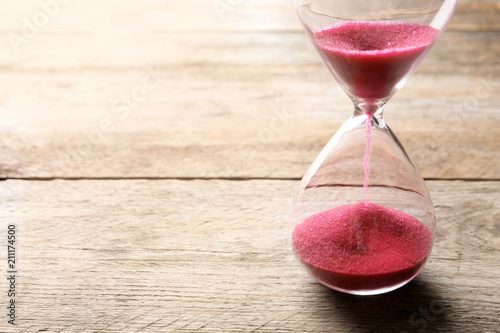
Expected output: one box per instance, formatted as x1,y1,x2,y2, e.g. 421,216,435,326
353,104,385,120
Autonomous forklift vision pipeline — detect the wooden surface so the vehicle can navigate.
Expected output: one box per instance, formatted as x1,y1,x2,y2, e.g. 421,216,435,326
0,1,498,332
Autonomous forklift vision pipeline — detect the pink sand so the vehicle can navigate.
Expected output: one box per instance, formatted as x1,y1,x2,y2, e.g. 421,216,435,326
364,113,373,203
314,21,439,100
292,202,432,291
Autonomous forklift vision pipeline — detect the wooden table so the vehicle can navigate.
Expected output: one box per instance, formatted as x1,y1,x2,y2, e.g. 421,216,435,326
1,1,499,332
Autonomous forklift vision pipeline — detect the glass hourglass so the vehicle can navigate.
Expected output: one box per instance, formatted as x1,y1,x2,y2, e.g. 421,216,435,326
289,0,457,295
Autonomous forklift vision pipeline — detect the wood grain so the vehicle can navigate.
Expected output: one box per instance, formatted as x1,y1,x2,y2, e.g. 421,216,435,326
0,179,498,332
0,30,498,179
0,0,498,34
0,1,499,180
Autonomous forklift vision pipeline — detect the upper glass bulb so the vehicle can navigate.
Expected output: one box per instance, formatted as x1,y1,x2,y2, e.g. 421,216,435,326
296,0,457,108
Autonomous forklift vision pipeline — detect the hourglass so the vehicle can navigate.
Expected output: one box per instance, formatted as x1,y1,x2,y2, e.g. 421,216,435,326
289,0,457,295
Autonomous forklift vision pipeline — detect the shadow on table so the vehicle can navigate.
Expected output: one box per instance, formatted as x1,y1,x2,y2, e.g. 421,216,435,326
313,276,455,333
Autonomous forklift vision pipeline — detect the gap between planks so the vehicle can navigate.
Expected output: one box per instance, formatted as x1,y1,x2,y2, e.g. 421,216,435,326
1,177,500,182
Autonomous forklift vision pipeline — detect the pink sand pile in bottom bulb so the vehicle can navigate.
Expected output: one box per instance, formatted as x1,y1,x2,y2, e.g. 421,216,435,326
292,202,432,291
314,21,439,100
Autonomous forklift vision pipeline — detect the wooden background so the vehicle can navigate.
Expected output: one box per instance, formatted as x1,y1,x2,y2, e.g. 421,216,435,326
0,0,499,332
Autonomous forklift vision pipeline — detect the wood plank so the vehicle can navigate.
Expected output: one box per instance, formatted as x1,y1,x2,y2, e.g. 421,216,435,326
0,27,498,70
0,61,498,179
0,0,498,36
0,179,498,332
450,1,500,31
1,2,498,181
